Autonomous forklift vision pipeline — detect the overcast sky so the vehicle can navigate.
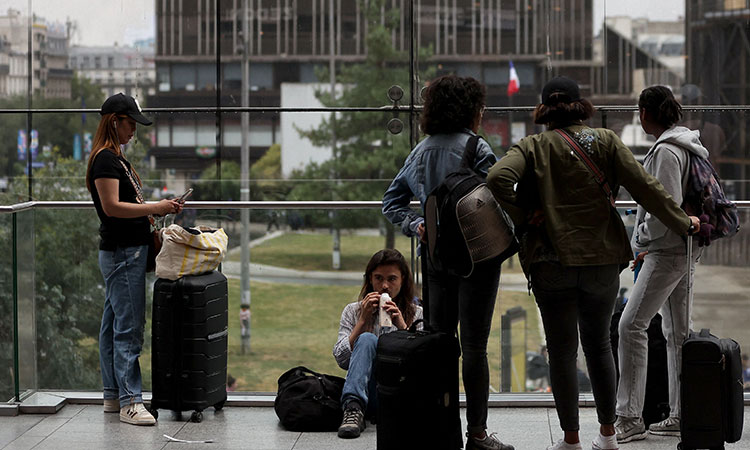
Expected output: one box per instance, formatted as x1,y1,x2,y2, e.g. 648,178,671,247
0,0,155,46
0,0,684,47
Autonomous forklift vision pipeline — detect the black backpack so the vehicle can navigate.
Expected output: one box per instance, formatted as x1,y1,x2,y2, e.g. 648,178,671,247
274,366,345,431
424,135,518,277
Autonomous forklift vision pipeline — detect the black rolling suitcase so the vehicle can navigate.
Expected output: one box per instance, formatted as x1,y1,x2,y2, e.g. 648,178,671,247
375,320,462,450
151,271,229,422
679,235,743,450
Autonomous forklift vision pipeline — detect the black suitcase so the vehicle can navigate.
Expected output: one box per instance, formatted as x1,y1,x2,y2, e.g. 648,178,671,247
679,235,744,450
375,321,462,450
151,271,229,422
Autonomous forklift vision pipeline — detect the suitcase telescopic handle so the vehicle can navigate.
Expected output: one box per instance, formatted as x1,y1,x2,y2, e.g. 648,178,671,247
685,230,693,334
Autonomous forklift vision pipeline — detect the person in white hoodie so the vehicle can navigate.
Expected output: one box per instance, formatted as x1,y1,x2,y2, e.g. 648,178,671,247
615,86,709,443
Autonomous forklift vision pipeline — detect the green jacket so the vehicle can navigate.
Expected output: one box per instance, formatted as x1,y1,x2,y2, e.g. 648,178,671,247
486,125,690,273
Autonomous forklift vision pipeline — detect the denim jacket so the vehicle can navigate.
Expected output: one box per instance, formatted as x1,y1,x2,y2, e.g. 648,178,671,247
382,130,498,237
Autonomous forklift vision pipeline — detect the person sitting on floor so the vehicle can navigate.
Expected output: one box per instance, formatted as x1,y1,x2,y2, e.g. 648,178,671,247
332,249,422,439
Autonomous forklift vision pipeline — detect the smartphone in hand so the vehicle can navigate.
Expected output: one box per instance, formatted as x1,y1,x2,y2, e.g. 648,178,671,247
178,188,193,204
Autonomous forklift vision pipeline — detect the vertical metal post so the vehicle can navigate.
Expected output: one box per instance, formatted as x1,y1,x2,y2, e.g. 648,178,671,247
12,211,20,402
240,0,252,353
330,0,341,270
26,0,32,201
501,313,511,392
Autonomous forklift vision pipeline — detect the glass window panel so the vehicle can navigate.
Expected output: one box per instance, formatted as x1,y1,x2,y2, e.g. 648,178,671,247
157,65,170,92
172,123,196,146
172,65,195,91
250,123,273,147
196,63,216,91
223,124,242,147
249,63,273,90
157,123,171,147
197,123,216,146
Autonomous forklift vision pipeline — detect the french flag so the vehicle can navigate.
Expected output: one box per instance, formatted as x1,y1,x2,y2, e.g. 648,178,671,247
507,61,520,97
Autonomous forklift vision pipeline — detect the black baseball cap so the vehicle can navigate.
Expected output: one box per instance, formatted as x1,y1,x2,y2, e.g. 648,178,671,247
100,93,152,126
541,76,581,106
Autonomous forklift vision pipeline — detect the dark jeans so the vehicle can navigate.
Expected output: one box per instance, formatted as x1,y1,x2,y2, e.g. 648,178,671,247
530,261,619,431
424,254,502,435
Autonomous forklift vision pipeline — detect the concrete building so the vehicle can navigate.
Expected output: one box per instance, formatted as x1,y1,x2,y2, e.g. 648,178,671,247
147,0,684,188
686,0,750,200
0,9,72,99
69,43,156,100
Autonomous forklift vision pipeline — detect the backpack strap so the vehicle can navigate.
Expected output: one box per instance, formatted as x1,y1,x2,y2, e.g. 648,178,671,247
555,128,616,208
460,135,481,169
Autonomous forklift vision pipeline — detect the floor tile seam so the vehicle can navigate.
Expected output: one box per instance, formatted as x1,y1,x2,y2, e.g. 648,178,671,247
288,431,303,449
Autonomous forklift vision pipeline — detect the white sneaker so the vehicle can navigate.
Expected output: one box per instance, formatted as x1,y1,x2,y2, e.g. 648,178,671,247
547,439,582,450
119,402,156,426
592,433,619,450
648,416,680,437
614,416,646,443
103,398,119,413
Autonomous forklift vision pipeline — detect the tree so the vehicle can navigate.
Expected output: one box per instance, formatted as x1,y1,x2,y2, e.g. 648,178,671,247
0,75,105,191
289,0,435,248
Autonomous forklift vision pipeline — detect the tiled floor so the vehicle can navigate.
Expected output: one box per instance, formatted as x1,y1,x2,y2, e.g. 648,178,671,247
2,402,749,449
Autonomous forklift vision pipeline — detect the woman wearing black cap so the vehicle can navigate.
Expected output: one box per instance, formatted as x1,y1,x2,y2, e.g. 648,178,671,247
86,93,182,426
486,77,700,450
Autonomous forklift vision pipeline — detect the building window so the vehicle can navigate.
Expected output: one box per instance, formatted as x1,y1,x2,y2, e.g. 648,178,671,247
172,64,196,91
157,123,171,146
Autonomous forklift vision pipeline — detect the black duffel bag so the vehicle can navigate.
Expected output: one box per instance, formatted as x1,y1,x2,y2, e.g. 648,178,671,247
274,366,345,431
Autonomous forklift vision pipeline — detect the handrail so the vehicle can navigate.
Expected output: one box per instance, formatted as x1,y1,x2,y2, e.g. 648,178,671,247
0,105,747,114
3,200,750,213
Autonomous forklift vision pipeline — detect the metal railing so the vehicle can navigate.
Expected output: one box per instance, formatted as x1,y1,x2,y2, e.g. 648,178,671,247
3,199,750,404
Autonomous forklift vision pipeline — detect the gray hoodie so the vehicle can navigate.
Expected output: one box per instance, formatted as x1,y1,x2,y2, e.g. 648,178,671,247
631,126,710,252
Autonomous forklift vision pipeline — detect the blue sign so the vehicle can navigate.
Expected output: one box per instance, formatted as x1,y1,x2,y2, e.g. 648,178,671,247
30,129,38,159
73,134,82,160
17,130,26,160
83,132,92,155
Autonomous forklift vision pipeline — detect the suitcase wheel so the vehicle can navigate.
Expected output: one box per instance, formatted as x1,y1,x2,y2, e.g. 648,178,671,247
214,400,225,411
190,411,203,423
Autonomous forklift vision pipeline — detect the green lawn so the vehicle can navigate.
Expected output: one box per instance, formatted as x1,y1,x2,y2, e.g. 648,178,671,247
140,231,536,393
230,231,524,274
230,232,415,271
143,278,541,393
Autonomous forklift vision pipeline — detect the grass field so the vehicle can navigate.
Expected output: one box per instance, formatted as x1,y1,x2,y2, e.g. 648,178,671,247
229,230,524,274
142,231,538,393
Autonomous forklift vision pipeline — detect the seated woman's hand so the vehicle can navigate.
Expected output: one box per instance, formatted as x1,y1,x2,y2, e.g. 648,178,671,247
382,300,407,330
360,292,380,319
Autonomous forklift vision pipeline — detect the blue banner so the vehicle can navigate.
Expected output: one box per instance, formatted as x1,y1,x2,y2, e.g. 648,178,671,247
73,134,82,160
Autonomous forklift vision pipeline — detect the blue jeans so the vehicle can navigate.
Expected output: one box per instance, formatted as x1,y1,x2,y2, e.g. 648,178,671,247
530,262,620,431
98,245,148,409
425,254,502,435
341,332,378,416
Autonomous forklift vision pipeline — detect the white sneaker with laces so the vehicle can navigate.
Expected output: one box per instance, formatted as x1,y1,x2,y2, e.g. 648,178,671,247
546,439,583,450
103,398,119,413
119,402,156,426
614,416,647,443
592,432,619,450
648,416,680,436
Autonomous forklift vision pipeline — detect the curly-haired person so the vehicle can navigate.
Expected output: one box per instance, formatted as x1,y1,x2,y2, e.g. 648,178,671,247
383,74,514,450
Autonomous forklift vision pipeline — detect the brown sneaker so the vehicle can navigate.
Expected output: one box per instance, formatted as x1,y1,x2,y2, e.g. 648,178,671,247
119,402,156,426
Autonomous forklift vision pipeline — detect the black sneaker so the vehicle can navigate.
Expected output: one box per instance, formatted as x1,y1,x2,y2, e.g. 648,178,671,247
337,405,365,439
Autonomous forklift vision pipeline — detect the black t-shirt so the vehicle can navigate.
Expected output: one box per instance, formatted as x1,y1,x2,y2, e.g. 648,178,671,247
89,149,151,250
